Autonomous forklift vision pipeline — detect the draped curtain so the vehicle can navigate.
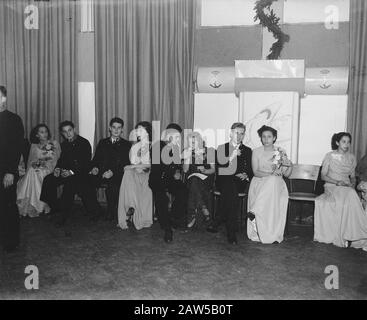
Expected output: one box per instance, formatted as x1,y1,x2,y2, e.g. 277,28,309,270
347,0,367,160
94,0,197,141
0,0,77,140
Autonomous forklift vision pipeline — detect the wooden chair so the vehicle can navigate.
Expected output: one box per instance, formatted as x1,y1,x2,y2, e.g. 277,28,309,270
285,164,321,234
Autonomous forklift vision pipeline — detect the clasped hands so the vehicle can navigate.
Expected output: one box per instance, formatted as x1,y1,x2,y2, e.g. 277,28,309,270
88,167,114,179
2,173,14,188
236,172,249,181
54,168,75,178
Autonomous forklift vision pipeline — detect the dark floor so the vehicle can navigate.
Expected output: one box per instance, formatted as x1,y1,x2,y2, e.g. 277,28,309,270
0,206,367,300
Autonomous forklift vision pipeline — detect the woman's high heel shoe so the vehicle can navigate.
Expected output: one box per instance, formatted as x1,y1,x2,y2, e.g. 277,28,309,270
201,207,211,222
126,207,136,231
247,211,255,221
187,214,196,229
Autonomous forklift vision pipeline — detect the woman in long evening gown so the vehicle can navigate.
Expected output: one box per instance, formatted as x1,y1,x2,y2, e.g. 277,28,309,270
314,132,367,250
182,132,215,228
117,122,153,230
17,124,61,217
247,125,293,244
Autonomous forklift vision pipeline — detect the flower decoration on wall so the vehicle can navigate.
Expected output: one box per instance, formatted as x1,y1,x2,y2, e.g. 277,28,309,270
254,0,290,60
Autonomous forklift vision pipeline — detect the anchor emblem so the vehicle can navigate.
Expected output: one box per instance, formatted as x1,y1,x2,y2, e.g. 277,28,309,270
209,71,222,89
319,69,332,90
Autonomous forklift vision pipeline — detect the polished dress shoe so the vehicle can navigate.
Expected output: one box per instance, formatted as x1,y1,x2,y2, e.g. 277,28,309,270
206,225,219,233
89,214,101,222
4,245,19,254
55,217,66,228
164,229,173,243
247,211,256,221
227,234,238,245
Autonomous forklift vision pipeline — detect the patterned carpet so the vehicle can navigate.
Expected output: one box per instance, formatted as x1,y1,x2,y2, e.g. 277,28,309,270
1,206,366,300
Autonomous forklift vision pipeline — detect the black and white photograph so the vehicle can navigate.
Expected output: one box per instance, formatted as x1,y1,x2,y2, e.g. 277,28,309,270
0,0,367,304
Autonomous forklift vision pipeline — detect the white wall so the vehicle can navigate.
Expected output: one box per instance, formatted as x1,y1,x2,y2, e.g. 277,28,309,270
78,82,96,151
298,95,348,165
200,0,257,26
200,0,349,27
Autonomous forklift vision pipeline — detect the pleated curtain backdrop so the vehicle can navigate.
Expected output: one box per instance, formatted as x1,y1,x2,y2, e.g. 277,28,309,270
94,0,197,141
347,0,367,160
0,0,78,140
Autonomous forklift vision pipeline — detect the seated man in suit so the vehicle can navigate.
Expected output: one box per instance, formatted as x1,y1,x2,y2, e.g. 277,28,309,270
89,117,131,221
149,123,188,243
207,122,253,245
40,121,102,226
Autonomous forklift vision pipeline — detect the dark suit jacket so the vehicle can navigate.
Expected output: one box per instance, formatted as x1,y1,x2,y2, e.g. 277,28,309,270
57,135,92,176
0,110,24,176
149,140,183,192
216,142,253,180
91,137,131,182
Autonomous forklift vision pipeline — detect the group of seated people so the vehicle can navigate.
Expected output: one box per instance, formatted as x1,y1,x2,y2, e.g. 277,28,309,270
14,117,367,249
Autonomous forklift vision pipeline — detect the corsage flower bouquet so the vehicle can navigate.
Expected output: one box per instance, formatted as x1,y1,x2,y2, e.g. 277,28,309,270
271,147,291,174
33,142,56,169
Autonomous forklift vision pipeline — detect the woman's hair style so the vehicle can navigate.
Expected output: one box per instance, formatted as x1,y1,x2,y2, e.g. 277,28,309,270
257,125,278,142
0,85,7,98
166,123,182,133
30,124,51,144
135,121,152,141
331,132,352,150
187,131,205,149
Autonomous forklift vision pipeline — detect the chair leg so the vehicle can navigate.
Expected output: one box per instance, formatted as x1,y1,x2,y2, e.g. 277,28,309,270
240,198,243,233
244,196,248,232
214,195,220,222
285,200,291,236
212,194,216,221
152,197,155,222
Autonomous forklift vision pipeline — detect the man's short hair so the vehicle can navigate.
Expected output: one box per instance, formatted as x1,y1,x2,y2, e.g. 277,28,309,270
59,120,75,132
109,117,124,128
0,85,7,98
166,123,182,133
231,122,246,131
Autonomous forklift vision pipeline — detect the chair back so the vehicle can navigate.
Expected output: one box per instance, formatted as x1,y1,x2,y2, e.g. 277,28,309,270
288,164,321,194
289,164,320,181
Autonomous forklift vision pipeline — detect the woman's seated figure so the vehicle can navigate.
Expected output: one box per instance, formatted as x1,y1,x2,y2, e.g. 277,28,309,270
182,132,215,228
117,121,153,230
314,132,367,250
247,125,293,244
17,124,61,217
356,153,367,211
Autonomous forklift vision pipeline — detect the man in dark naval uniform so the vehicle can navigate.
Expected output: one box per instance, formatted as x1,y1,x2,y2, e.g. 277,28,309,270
89,117,131,221
0,85,25,253
149,123,188,243
40,121,101,226
207,122,253,245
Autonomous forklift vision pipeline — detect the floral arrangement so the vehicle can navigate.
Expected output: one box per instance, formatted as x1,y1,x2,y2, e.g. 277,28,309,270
254,0,290,60
271,147,290,173
32,142,56,169
40,142,56,160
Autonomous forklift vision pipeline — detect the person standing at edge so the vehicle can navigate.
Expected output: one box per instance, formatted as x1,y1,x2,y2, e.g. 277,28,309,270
0,85,25,253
